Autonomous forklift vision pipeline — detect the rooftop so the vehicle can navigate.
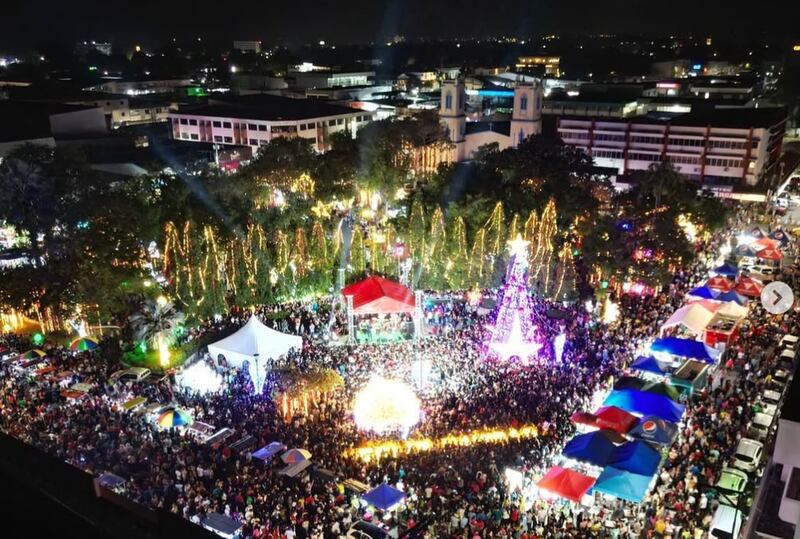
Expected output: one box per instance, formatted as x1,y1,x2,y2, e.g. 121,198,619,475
559,106,786,129
465,120,511,136
174,95,359,121
0,101,98,142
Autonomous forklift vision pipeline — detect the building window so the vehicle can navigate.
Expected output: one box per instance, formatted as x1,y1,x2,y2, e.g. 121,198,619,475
214,135,223,142
190,133,199,140
189,119,198,125
258,125,267,131
328,120,336,126
250,138,258,146
223,121,232,128
248,123,258,130
180,118,188,125
213,121,222,128
535,95,541,111
520,96,528,111
224,136,233,143
445,92,453,110
337,118,344,125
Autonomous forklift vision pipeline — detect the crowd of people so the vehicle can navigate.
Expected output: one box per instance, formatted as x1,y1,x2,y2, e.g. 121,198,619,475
0,207,796,539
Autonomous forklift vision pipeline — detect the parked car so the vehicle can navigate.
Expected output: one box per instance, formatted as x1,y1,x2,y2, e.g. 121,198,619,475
109,367,151,384
733,438,764,473
715,467,749,506
747,265,777,281
708,504,743,539
748,412,775,441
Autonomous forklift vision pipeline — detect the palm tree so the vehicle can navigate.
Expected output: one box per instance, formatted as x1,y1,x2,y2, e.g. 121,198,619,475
128,298,185,367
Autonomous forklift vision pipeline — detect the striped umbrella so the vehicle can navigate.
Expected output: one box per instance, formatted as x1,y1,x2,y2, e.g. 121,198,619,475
70,337,99,352
21,349,46,360
281,448,312,464
157,409,193,428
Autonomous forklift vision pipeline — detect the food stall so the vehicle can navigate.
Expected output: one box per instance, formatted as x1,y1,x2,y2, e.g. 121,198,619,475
670,359,709,396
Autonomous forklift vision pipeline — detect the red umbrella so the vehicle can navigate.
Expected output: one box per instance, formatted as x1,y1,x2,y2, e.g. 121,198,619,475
756,247,782,261
706,275,733,292
734,275,764,298
753,237,779,251
537,466,596,502
594,406,638,434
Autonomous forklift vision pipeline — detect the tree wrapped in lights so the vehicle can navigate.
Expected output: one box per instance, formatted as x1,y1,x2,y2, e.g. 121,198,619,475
485,202,506,258
468,228,487,283
552,243,578,301
293,228,308,279
425,207,447,288
408,198,426,268
488,235,542,362
310,221,328,270
530,199,557,292
349,227,365,275
446,216,469,289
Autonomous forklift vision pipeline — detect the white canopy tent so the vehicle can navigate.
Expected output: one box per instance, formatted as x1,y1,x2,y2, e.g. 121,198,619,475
715,301,748,320
661,304,715,336
207,316,303,368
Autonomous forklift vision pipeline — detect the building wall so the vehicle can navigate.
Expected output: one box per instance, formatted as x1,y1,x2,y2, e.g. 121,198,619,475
463,130,512,159
556,116,784,186
169,111,373,153
49,108,108,138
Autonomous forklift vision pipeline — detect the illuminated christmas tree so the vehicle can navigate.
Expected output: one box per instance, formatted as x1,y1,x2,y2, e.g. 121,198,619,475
488,234,542,362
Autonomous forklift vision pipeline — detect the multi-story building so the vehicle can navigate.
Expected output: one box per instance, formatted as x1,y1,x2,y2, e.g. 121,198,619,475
516,56,561,77
75,41,112,57
555,108,786,186
0,101,108,157
440,79,545,162
7,87,175,129
233,40,262,54
95,78,192,96
288,71,374,90
169,95,373,154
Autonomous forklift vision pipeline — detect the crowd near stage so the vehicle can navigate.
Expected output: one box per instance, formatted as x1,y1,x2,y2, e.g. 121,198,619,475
1,208,799,539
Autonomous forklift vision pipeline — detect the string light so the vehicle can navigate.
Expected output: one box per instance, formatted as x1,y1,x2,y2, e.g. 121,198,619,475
346,424,540,463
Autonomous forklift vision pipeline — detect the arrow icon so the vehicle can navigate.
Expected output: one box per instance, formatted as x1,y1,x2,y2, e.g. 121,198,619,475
773,290,783,305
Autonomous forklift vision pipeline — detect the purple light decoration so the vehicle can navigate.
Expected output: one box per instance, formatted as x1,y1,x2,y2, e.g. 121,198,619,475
554,332,566,363
487,235,542,362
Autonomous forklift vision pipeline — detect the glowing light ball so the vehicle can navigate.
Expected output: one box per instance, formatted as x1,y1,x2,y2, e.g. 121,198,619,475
176,361,224,394
353,376,421,435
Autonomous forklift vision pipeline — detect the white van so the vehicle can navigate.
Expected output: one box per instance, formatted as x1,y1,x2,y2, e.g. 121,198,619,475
109,367,151,384
780,334,799,347
733,438,763,473
709,504,742,539
715,467,749,506
749,412,775,441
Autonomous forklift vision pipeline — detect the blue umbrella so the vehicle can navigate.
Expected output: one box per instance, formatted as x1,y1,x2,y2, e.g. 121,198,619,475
629,416,679,446
712,263,738,279
608,440,661,476
592,466,654,503
362,484,406,512
716,290,747,305
562,431,616,467
687,286,719,300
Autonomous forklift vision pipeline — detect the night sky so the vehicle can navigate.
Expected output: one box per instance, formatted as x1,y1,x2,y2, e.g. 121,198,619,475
2,0,798,50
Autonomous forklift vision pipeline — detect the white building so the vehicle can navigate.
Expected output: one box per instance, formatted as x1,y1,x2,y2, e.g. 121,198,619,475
0,101,107,157
233,40,262,54
556,108,786,186
440,79,544,161
95,78,192,96
169,95,373,154
289,71,374,90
